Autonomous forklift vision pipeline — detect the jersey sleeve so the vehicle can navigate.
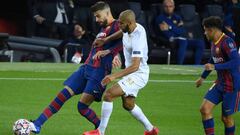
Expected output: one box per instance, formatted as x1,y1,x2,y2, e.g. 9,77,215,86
108,21,123,56
132,31,145,58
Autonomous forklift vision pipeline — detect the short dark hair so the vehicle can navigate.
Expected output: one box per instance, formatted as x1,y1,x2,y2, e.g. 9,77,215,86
90,1,110,13
202,16,223,30
74,22,87,32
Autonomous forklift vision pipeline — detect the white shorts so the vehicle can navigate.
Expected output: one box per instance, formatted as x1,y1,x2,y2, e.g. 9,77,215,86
118,72,149,97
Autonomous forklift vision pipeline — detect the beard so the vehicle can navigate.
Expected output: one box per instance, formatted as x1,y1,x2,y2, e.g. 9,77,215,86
99,19,108,27
121,25,130,33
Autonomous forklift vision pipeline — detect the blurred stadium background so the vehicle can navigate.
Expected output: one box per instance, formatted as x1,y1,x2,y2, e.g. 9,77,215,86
0,0,239,64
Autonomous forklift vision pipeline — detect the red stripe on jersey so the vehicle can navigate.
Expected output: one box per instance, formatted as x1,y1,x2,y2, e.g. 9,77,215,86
92,47,102,67
234,91,240,112
222,70,233,92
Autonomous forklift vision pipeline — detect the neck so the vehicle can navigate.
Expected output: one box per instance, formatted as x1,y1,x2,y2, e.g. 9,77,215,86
107,16,115,26
212,30,223,42
128,23,137,34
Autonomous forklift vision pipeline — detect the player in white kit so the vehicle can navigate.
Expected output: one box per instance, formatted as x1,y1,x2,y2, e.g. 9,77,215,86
83,10,159,135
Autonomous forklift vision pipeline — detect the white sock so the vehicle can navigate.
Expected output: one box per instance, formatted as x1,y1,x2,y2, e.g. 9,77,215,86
129,104,154,131
98,101,113,135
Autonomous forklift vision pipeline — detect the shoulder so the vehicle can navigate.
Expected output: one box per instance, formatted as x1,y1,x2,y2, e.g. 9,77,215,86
221,35,237,50
133,24,146,37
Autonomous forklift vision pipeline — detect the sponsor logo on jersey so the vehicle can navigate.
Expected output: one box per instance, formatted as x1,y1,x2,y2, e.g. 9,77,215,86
212,56,224,63
133,51,141,54
96,32,107,39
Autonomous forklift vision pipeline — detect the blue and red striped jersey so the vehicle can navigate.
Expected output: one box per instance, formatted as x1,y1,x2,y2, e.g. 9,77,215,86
84,20,122,73
210,33,240,92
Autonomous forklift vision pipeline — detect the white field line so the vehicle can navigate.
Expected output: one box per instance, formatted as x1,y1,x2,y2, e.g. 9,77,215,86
0,77,214,83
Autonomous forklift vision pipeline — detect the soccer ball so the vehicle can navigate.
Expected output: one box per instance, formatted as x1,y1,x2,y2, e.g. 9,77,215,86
13,119,31,135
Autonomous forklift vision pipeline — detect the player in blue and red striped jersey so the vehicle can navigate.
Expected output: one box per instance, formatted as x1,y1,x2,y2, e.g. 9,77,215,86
29,1,123,134
196,16,240,135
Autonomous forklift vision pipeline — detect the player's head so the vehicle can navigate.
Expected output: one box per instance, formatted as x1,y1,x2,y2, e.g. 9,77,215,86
119,10,136,33
91,1,112,27
202,16,223,41
163,0,175,15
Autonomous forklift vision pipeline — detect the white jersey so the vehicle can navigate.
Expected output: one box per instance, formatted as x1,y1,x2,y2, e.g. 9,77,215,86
122,23,149,74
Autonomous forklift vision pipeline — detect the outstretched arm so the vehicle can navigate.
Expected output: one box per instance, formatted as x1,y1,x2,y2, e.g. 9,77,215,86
94,30,123,47
101,57,140,85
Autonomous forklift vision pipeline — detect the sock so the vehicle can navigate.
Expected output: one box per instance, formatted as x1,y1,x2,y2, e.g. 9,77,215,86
129,104,153,131
34,88,72,127
98,101,113,135
225,125,235,135
78,102,100,129
203,118,214,135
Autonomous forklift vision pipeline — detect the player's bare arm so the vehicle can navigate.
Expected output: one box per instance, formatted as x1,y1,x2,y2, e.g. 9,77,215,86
94,30,123,47
92,49,111,60
195,77,205,88
101,57,140,85
205,63,215,71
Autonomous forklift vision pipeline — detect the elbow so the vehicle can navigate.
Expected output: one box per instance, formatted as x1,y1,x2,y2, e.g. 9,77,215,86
131,65,139,72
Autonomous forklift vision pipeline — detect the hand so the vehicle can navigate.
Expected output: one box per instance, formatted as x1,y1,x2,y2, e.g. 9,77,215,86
93,38,107,47
92,50,110,60
159,21,169,31
101,75,115,86
112,55,122,69
35,15,45,24
205,63,215,71
195,77,204,88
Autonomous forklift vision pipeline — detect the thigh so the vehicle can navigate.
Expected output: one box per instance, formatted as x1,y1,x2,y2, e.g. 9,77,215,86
83,79,106,102
118,73,148,97
204,84,223,105
200,98,216,112
222,91,240,116
64,66,87,95
105,83,125,100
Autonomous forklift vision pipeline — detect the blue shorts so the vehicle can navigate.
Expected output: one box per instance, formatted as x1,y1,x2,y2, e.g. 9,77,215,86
205,84,240,116
63,65,106,102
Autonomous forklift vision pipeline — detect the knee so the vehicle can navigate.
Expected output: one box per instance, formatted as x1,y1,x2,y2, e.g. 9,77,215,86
122,101,135,111
77,102,88,115
221,116,233,125
200,105,212,116
103,90,114,102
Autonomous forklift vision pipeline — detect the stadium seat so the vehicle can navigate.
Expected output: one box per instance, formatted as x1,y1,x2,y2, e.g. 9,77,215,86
149,3,163,17
128,2,147,28
178,4,204,40
201,4,224,19
144,3,172,64
6,36,64,62
0,33,14,62
178,4,210,64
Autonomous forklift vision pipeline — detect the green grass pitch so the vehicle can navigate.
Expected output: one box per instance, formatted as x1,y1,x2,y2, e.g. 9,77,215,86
0,63,239,135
